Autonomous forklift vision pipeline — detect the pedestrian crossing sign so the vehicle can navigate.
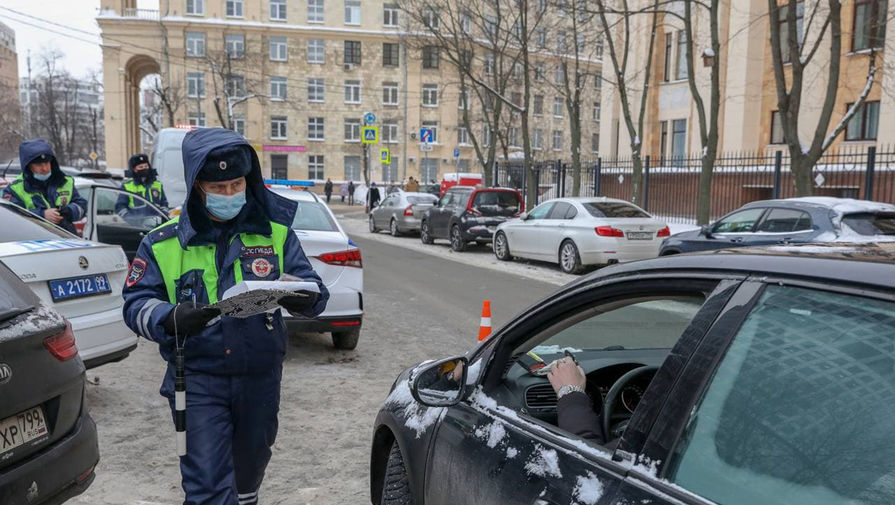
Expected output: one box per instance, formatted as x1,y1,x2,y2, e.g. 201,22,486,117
362,127,378,144
380,148,390,164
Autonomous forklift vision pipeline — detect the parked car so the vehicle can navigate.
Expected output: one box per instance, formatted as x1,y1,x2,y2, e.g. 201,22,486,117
369,191,438,236
660,197,895,255
420,186,524,252
75,181,168,260
0,201,136,368
371,243,895,505
268,187,364,349
494,197,670,274
0,259,99,504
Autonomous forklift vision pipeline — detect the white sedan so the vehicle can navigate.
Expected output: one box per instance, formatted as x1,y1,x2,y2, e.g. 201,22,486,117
0,201,136,368
493,197,669,274
269,187,364,350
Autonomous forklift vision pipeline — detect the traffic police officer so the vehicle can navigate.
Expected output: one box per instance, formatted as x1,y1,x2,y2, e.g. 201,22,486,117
122,128,329,505
115,153,169,218
2,138,87,234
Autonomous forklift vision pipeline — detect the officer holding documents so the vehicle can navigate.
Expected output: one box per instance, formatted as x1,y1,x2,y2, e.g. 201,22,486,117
122,128,328,505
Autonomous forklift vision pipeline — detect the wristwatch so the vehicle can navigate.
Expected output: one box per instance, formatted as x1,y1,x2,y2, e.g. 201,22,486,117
556,384,584,400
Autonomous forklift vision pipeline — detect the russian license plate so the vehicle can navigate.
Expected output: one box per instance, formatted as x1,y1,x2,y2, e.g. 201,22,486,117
0,407,48,456
626,231,653,240
48,274,111,301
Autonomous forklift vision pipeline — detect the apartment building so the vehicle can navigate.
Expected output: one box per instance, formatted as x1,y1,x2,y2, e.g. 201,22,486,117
97,0,601,183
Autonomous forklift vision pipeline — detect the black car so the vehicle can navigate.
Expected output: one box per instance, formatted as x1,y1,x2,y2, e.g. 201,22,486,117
660,196,895,255
0,262,99,504
420,187,524,251
371,243,895,505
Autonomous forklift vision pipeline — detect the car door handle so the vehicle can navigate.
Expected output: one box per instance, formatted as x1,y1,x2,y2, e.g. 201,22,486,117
731,237,744,243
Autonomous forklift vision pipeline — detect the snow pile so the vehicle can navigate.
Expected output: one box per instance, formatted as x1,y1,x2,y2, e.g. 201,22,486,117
0,303,63,342
631,455,662,477
572,472,604,505
383,368,445,439
506,447,519,459
524,445,562,478
474,421,507,449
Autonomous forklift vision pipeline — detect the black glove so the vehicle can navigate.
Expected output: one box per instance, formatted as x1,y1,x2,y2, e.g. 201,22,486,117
58,206,73,220
278,291,319,315
163,303,221,337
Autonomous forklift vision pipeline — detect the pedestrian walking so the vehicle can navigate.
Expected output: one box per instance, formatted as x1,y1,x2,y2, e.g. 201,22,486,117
366,181,381,213
347,180,355,206
339,182,348,203
122,128,329,505
116,153,169,221
2,138,87,235
324,178,333,203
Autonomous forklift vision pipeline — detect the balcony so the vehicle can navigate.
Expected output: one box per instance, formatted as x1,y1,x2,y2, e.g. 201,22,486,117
123,8,159,21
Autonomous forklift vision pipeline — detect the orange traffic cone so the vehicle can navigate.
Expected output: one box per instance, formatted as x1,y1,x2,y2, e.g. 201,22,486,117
478,300,492,341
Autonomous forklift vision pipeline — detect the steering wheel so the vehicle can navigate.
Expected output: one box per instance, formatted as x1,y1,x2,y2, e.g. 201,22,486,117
601,365,659,442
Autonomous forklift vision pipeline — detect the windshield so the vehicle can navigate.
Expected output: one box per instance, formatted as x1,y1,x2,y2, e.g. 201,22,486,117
291,201,339,232
842,213,895,236
583,201,650,218
0,204,75,241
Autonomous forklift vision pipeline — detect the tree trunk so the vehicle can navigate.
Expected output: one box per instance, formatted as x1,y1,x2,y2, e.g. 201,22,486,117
696,147,716,224
792,156,814,196
570,110,582,196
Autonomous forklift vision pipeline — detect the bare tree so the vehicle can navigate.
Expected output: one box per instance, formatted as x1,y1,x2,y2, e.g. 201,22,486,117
148,73,184,129
204,42,268,130
32,48,82,165
767,0,878,196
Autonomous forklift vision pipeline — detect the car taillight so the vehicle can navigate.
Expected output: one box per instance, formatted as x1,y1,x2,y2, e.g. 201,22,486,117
657,226,671,237
316,249,363,268
595,226,625,237
403,205,414,216
44,320,78,361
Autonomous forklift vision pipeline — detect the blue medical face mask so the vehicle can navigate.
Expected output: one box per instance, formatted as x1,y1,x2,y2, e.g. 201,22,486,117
32,171,51,182
204,189,246,221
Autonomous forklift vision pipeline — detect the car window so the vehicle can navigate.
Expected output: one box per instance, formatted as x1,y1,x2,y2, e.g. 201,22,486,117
583,201,650,218
381,196,394,207
473,191,521,210
547,202,572,219
565,204,578,219
407,195,437,205
439,193,454,207
292,201,338,232
0,262,37,323
0,204,73,240
666,285,895,505
842,213,895,236
455,191,472,208
528,202,554,220
93,187,166,231
713,208,765,233
756,208,813,233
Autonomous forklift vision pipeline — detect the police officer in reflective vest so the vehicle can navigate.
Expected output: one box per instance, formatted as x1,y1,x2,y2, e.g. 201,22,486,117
116,153,169,219
2,138,87,234
122,128,329,505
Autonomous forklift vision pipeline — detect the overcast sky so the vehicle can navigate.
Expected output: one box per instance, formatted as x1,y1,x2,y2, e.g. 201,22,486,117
1,0,159,80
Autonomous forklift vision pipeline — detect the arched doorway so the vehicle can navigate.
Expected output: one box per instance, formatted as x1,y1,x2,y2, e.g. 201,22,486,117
124,54,160,160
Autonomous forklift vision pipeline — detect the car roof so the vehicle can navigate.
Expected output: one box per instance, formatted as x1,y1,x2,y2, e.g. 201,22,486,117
268,188,319,202
554,196,638,205
741,197,895,214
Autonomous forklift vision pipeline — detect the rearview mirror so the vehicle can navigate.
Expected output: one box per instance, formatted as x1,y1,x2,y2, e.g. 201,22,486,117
410,356,468,407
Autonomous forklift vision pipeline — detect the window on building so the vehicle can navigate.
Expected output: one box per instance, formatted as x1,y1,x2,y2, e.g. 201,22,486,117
344,118,361,141
308,39,325,63
553,97,564,117
533,129,543,150
552,130,563,150
483,125,492,147
484,52,495,75
595,36,603,58
845,100,880,141
269,36,288,61
270,0,286,20
307,78,324,102
308,117,325,140
458,90,469,110
555,65,565,84
344,80,361,104
556,33,568,53
770,111,785,144
226,74,246,98
675,30,688,80
485,15,497,38
458,126,469,145
595,76,602,90
537,26,547,48
460,11,472,34
384,3,399,26
777,2,804,63
186,32,206,57
383,82,398,105
186,0,204,15
226,0,243,17
421,121,439,143
308,155,324,180
591,133,599,153
534,95,544,115
270,116,288,139
660,120,668,159
382,43,400,67
534,62,545,81
189,112,206,127
344,0,361,24
382,120,399,143
422,84,439,106
854,0,887,51
308,0,324,22
593,102,601,122
537,0,547,12
422,46,440,69
424,8,439,30
232,115,246,135
671,119,687,159
270,154,288,179
420,158,439,183
186,73,205,98
512,62,523,79
344,40,362,65
508,127,520,147
225,34,245,59
344,156,361,181
663,32,673,82
270,76,287,101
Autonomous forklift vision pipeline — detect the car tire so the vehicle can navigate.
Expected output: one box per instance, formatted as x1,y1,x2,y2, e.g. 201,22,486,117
559,240,583,274
332,328,360,350
390,218,400,237
420,220,434,244
369,215,379,233
381,442,413,505
450,225,467,252
494,231,512,261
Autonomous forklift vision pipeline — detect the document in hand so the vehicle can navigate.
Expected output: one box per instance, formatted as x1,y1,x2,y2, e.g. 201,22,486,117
213,280,320,318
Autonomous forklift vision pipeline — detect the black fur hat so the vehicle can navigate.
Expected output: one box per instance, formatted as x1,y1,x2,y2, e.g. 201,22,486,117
197,145,253,182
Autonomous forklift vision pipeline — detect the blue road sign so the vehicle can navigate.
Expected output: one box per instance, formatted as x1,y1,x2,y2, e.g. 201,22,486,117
362,126,379,144
364,112,376,125
420,128,433,143
453,148,460,158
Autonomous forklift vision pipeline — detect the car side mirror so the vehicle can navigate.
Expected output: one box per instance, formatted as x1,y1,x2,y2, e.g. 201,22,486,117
410,356,468,407
519,212,529,220
701,224,714,238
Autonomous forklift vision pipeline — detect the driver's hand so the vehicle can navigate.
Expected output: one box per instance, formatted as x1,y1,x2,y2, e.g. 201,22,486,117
43,208,63,224
547,357,586,394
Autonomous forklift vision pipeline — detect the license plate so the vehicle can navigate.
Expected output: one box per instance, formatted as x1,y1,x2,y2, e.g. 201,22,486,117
0,407,48,456
48,274,111,301
626,231,653,240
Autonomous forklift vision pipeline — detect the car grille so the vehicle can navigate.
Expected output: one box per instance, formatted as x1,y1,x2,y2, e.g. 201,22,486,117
525,384,557,410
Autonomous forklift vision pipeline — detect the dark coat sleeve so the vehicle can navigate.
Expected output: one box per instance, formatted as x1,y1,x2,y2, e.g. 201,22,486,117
64,182,87,221
557,391,604,443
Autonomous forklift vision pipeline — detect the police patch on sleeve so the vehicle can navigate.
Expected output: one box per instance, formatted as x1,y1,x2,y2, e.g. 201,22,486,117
127,258,147,287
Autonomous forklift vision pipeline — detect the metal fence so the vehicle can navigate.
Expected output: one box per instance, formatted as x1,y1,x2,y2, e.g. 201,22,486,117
496,145,895,223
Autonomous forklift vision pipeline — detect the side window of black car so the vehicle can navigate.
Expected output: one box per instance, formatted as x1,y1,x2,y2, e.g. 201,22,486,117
713,208,765,234
756,208,813,233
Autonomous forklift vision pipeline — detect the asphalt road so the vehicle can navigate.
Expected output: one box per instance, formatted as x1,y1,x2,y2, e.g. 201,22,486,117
71,230,558,504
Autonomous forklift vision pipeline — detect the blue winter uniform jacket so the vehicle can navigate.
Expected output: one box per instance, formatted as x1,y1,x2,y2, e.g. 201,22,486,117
121,129,329,375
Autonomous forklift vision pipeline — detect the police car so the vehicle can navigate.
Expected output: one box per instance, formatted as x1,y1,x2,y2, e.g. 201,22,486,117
0,200,136,368
267,181,364,350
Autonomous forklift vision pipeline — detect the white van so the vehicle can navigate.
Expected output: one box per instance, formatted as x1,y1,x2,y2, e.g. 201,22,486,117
150,127,190,208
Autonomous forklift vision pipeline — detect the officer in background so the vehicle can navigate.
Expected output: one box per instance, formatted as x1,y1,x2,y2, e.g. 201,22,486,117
122,128,329,505
116,153,169,220
2,138,87,234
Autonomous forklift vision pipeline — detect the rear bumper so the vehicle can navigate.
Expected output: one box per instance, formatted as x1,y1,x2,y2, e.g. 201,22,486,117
285,315,363,333
579,243,661,265
0,412,99,505
397,216,422,231
462,225,498,242
67,307,138,367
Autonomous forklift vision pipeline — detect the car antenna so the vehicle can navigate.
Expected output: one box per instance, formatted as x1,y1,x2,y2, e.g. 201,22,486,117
1,159,11,179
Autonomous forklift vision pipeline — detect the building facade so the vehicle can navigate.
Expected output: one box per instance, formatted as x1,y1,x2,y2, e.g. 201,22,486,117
97,0,601,183
0,20,20,162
